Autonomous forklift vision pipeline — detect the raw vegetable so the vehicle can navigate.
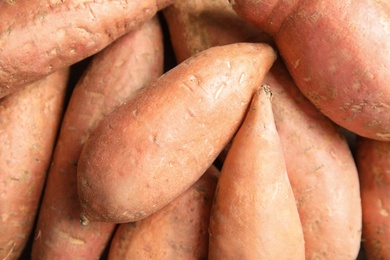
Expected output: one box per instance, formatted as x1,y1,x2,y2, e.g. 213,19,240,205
108,165,219,260
0,0,174,98
163,0,273,64
77,42,276,223
208,86,305,259
164,2,362,257
265,61,362,259
31,16,165,260
230,0,390,141
356,137,390,259
0,68,69,260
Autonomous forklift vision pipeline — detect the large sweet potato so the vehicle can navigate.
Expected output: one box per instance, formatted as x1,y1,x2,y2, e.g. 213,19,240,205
0,0,174,98
164,1,362,258
31,16,164,260
230,0,390,141
0,68,69,260
77,42,276,223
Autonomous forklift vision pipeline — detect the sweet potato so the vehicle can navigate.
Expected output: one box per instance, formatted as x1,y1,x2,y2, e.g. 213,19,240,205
30,16,164,260
164,2,362,257
209,86,305,259
0,0,174,98
356,138,390,259
163,0,273,64
0,68,69,260
77,42,276,223
265,61,362,260
229,0,390,141
108,165,219,260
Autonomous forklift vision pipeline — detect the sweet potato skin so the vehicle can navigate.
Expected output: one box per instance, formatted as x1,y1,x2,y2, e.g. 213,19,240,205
164,1,362,257
108,165,219,260
0,0,174,98
163,0,273,63
208,86,305,259
0,68,69,260
77,42,276,223
230,0,390,141
31,16,164,260
265,60,362,260
357,138,390,259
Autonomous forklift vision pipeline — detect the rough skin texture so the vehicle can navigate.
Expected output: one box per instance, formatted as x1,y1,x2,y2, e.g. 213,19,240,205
31,16,164,260
164,1,362,258
230,0,390,141
0,68,69,260
208,86,305,259
163,0,273,63
108,166,219,259
265,60,362,260
0,0,174,98
77,42,276,223
357,138,390,259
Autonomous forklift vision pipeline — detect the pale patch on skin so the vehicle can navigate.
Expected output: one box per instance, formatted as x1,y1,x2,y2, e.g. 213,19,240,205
2,241,15,260
132,109,138,118
294,59,300,69
376,132,390,140
34,230,41,240
215,83,225,100
1,213,9,222
378,199,389,217
239,73,245,85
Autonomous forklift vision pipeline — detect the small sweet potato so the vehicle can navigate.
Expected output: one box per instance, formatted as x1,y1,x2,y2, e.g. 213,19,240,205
77,42,276,223
31,16,164,260
208,86,305,259
356,137,390,259
0,68,69,260
230,0,390,141
108,165,219,260
0,0,174,98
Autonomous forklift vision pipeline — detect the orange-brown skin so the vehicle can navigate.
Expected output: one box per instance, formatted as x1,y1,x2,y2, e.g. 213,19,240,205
0,0,174,98
265,61,362,260
108,165,219,260
356,138,390,259
0,68,69,260
230,0,390,141
163,0,273,64
77,42,277,223
31,16,164,260
164,2,362,258
209,86,305,259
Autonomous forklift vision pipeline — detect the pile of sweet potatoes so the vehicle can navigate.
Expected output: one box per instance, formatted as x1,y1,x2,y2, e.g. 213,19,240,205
1,0,389,259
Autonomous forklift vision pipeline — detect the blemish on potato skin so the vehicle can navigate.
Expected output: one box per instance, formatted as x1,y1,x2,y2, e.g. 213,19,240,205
1,213,10,222
1,241,15,260
378,199,389,217
376,132,390,140
239,73,245,85
294,59,300,68
34,229,41,240
132,109,138,117
58,230,86,245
